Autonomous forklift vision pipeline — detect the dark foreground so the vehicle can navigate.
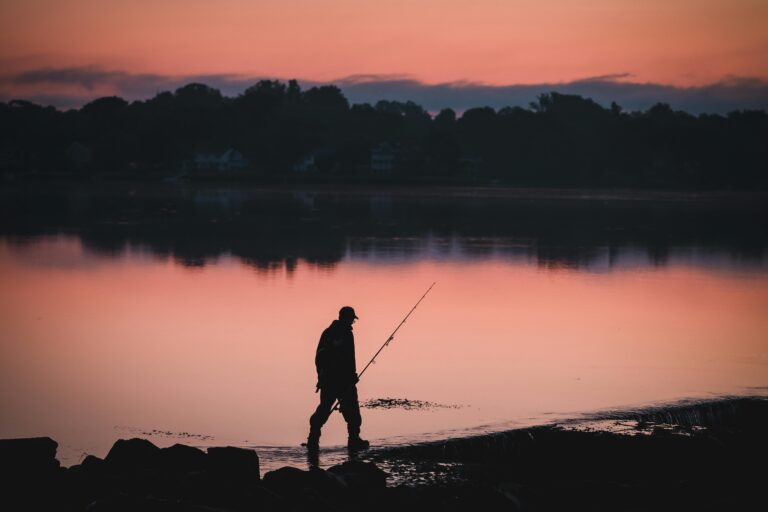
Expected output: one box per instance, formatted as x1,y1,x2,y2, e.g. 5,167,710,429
2,397,766,511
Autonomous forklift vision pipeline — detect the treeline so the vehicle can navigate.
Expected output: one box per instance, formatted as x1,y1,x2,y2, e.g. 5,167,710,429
1,80,766,188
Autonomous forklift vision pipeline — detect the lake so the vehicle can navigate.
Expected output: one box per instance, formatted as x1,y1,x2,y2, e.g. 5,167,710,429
1,184,766,471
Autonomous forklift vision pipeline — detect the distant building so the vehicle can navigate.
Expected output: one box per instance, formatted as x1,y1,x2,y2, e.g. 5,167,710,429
370,143,397,174
192,149,248,171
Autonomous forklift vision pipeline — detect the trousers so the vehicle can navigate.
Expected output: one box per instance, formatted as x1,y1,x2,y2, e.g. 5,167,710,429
309,382,361,436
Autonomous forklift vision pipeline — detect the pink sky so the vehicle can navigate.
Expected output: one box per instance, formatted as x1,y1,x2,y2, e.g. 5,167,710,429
2,0,767,87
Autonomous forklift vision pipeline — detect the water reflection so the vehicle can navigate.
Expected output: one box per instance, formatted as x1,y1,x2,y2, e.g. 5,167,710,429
1,184,766,272
1,185,767,469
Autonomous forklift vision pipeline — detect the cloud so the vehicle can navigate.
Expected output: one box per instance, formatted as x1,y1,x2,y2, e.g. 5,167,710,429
334,73,768,114
570,73,634,83
13,67,145,90
4,66,258,99
2,66,767,114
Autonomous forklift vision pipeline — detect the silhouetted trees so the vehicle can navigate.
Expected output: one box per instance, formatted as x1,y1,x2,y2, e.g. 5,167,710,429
0,83,766,188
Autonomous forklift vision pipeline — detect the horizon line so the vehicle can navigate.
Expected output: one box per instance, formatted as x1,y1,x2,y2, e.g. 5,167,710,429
2,67,768,115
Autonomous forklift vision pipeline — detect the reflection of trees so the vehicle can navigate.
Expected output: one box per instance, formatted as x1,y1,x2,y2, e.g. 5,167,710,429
0,186,765,272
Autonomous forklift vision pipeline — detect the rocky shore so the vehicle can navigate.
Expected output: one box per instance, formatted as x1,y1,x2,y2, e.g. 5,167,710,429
2,397,766,511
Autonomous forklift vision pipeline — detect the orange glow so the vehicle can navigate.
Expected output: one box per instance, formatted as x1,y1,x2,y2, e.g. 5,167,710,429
1,0,767,88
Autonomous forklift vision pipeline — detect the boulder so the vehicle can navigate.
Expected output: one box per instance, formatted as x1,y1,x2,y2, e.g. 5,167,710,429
0,437,60,474
80,454,105,471
160,443,207,472
207,446,260,481
104,438,161,471
262,466,343,502
0,437,62,509
262,466,312,495
327,460,388,490
263,466,333,489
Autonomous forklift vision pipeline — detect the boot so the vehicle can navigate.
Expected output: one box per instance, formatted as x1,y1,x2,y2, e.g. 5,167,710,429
306,431,320,452
347,435,370,451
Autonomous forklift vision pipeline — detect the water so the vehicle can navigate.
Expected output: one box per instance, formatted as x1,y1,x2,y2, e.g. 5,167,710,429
0,184,766,471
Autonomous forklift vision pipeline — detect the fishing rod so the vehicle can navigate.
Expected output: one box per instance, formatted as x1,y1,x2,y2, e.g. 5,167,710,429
331,281,436,414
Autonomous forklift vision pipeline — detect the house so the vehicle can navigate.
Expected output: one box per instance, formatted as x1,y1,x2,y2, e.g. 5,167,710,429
370,143,397,174
193,149,248,171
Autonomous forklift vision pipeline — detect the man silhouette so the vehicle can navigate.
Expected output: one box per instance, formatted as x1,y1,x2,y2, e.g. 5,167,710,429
307,306,370,452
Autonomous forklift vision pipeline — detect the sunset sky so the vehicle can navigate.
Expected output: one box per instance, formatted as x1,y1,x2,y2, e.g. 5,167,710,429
1,0,767,111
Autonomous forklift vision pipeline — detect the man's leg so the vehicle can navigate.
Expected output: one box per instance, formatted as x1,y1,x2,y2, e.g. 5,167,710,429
308,387,336,449
339,385,367,449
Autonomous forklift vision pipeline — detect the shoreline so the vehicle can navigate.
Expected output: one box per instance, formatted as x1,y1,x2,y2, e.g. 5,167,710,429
3,395,766,510
5,175,768,202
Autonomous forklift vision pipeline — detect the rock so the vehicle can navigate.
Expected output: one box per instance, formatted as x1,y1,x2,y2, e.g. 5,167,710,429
84,493,200,512
262,466,343,502
81,454,105,470
160,443,207,472
104,438,161,470
327,460,388,490
262,466,313,495
0,437,62,509
0,437,60,474
207,446,260,481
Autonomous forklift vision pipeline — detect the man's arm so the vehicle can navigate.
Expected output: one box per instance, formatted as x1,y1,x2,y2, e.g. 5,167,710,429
343,331,358,383
315,329,332,386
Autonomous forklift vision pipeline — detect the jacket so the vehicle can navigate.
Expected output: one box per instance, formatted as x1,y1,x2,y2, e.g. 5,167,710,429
315,320,357,387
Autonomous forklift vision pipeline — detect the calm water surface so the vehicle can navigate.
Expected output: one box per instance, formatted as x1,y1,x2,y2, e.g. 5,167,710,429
1,186,766,470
